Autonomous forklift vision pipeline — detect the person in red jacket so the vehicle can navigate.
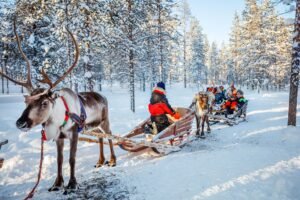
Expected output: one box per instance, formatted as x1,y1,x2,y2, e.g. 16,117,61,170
148,82,180,133
222,89,238,117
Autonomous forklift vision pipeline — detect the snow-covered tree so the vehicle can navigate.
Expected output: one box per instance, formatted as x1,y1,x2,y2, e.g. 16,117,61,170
189,17,205,87
178,0,191,88
207,42,220,85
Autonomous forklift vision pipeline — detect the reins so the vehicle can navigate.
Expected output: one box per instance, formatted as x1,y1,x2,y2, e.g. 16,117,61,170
24,132,45,200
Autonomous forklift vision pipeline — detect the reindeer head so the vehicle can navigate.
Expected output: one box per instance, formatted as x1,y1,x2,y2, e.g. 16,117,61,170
196,92,209,110
0,20,79,131
16,89,56,131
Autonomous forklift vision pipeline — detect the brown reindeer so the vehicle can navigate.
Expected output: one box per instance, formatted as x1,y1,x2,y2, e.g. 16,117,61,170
189,92,215,138
0,21,116,191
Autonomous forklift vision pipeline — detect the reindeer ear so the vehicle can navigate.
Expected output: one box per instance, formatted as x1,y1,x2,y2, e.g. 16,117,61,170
24,95,30,104
50,91,60,99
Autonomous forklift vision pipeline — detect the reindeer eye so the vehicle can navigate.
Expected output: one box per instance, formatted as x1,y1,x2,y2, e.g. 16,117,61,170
41,101,49,108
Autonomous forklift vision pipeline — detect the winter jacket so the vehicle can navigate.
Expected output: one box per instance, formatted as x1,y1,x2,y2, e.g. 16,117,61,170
237,97,247,108
215,92,226,104
223,98,238,110
148,90,176,132
148,102,175,116
149,90,175,116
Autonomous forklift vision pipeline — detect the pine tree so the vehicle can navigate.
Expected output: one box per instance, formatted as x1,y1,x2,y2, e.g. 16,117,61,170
288,0,300,126
179,0,191,88
207,42,220,84
229,12,243,85
189,17,205,88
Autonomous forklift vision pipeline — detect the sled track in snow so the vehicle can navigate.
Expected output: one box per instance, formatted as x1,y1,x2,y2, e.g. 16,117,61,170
180,121,242,154
67,171,135,200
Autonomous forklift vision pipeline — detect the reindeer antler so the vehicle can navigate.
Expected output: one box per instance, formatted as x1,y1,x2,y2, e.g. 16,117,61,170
37,28,79,90
0,19,34,92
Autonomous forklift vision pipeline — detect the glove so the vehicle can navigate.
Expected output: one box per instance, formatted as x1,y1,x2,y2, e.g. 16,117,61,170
231,105,238,111
221,104,226,110
173,112,181,119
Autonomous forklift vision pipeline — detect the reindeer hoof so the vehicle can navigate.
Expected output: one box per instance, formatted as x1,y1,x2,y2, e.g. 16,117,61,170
94,163,102,168
66,178,78,190
48,177,64,192
94,161,106,168
48,185,63,192
207,129,211,133
199,133,206,139
105,160,116,167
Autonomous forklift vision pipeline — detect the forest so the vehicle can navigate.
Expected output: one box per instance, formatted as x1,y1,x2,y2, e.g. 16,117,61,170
0,0,296,113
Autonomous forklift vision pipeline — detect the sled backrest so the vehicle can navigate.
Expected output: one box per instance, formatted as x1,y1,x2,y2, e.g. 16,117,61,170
154,107,194,140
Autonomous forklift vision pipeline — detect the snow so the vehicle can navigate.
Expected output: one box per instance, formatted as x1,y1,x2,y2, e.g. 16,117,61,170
83,55,90,64
0,84,300,200
27,33,35,48
84,71,93,78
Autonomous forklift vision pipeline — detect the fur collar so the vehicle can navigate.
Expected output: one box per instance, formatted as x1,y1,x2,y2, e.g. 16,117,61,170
153,87,166,95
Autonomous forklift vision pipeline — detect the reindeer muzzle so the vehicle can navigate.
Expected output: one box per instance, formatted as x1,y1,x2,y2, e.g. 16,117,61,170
16,116,33,131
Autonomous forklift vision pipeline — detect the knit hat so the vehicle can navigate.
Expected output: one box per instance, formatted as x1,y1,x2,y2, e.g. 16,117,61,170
156,82,165,90
237,89,244,95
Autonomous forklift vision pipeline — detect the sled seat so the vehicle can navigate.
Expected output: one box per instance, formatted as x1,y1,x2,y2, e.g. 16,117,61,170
119,107,194,155
167,107,190,123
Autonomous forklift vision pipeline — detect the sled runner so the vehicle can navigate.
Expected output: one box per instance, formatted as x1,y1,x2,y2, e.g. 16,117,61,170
0,139,8,169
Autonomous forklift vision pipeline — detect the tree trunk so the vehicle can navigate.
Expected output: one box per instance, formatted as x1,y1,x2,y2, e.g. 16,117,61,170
183,33,187,88
75,82,78,93
157,0,165,82
142,73,145,92
1,64,4,94
128,0,135,112
288,0,300,126
5,74,9,94
4,54,9,94
65,0,72,89
99,73,102,92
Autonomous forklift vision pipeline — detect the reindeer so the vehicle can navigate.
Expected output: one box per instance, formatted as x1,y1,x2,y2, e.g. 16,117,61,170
189,92,215,138
0,21,116,191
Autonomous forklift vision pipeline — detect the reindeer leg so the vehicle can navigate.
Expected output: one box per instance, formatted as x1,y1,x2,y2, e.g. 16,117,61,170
200,116,205,138
206,115,211,133
195,115,200,136
66,132,78,190
49,139,64,191
107,139,116,167
101,120,116,167
95,138,105,168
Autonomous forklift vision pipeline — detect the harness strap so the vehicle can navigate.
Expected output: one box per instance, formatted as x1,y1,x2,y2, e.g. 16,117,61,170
60,96,70,128
60,95,87,132
41,128,47,141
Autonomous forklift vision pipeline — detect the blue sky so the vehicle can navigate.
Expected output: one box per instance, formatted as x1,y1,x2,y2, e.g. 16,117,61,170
187,0,295,45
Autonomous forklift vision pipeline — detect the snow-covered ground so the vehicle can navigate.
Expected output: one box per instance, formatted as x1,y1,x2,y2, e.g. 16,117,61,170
0,84,300,200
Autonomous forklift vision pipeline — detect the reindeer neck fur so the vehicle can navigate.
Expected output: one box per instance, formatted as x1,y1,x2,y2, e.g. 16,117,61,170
44,88,80,141
196,99,209,116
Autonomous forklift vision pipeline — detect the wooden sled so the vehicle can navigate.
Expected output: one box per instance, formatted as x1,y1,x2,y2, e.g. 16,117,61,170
118,107,195,155
209,101,248,125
